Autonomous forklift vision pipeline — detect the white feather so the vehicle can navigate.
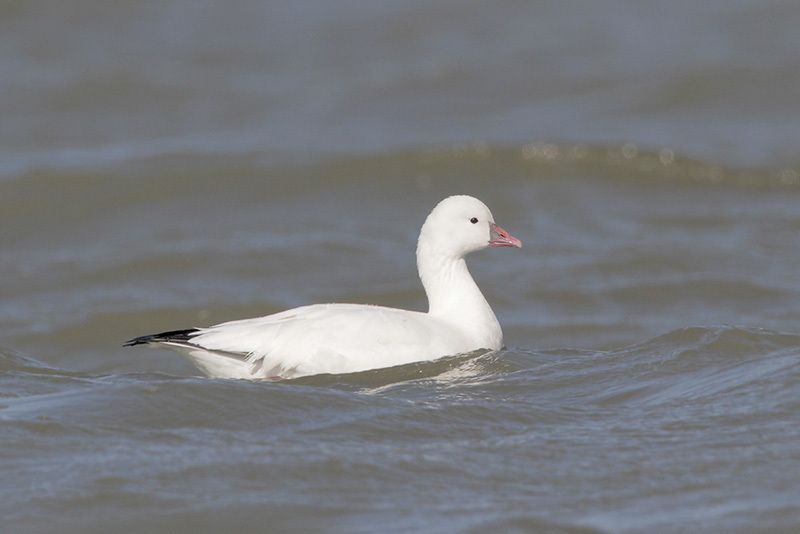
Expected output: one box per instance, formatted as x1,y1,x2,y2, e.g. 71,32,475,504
144,195,520,379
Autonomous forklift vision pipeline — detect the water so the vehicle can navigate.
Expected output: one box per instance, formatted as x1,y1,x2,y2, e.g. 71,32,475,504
2,1,800,532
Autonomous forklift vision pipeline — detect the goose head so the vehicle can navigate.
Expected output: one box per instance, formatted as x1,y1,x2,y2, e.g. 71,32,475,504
418,195,522,259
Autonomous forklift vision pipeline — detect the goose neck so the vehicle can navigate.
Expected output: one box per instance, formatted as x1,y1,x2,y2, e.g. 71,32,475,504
417,248,491,320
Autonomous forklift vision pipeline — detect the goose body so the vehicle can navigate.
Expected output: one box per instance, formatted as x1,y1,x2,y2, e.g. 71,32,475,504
125,195,521,379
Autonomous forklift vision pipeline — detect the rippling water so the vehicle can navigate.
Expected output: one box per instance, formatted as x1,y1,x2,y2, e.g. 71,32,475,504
3,324,800,532
3,1,800,532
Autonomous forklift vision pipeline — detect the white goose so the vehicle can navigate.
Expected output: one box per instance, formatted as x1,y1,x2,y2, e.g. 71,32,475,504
125,195,522,379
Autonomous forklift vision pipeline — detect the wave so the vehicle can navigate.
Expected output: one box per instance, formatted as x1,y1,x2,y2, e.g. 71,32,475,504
4,324,799,390
2,143,798,192
2,326,798,532
0,345,65,374
2,325,797,437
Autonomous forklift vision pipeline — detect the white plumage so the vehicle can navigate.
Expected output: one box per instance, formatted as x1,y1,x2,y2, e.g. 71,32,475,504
126,195,522,379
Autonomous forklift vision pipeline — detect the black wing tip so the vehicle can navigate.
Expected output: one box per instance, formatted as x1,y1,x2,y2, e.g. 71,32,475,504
123,328,200,348
123,337,149,347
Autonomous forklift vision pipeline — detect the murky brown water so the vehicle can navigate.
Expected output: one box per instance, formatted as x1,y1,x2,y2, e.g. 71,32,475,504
2,2,800,532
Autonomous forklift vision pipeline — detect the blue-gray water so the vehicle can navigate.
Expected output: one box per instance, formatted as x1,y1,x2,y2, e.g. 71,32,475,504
2,2,800,532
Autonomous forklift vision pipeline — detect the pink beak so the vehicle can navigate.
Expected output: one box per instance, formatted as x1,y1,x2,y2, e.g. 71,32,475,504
489,222,522,248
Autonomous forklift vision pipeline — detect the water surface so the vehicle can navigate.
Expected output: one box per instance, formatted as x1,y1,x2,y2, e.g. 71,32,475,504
2,1,800,532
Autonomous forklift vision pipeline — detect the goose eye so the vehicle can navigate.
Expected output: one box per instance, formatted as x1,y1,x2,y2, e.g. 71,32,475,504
470,217,478,224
